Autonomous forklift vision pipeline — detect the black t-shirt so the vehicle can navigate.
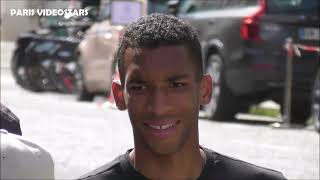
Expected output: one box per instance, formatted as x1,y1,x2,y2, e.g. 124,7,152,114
79,147,287,180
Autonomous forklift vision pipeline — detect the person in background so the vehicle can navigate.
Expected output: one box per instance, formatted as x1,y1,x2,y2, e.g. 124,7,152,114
1,102,22,135
79,14,287,180
0,102,55,179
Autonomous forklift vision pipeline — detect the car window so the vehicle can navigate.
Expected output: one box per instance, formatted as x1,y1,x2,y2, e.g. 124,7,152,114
178,0,258,14
99,1,171,21
266,0,319,15
148,0,170,14
98,2,111,20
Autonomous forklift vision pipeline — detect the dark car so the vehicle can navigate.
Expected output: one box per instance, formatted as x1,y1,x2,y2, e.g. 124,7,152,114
170,0,319,124
312,69,320,132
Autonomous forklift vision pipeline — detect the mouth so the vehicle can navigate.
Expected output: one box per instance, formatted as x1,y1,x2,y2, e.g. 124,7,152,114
147,122,176,130
143,120,180,139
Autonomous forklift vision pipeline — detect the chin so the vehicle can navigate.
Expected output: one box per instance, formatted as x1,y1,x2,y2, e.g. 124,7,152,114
148,143,181,156
135,124,194,156
144,136,188,156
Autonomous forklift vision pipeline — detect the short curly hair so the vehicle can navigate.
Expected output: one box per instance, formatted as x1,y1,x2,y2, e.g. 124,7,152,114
115,13,203,85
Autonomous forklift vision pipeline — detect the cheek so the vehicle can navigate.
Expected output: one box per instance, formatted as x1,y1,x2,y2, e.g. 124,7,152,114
173,87,199,103
126,94,148,119
171,90,200,115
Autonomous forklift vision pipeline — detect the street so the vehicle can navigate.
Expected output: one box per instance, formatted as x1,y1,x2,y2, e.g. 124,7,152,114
1,42,319,179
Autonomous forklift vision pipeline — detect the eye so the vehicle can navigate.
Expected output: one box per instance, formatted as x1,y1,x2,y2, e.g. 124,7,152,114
169,82,186,88
129,84,147,91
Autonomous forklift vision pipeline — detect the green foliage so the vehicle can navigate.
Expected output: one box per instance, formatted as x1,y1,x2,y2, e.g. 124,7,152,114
249,105,281,118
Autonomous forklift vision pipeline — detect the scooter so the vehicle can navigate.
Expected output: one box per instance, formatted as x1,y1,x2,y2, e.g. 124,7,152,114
11,10,94,93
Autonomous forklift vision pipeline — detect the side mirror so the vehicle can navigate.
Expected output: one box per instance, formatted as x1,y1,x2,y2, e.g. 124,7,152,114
167,0,180,16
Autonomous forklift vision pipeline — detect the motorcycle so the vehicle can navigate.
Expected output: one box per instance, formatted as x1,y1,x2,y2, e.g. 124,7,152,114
11,6,96,93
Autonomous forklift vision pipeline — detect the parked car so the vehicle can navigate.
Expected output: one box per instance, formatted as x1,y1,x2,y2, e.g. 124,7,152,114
312,68,320,132
77,20,123,101
76,1,125,101
169,0,319,124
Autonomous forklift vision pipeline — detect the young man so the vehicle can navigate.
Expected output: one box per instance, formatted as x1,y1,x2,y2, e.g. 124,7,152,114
80,14,286,180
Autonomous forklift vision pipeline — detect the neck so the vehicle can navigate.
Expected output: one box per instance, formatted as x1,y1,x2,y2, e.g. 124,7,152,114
129,141,206,180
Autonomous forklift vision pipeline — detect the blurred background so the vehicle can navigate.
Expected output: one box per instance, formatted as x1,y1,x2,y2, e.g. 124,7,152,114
1,0,319,179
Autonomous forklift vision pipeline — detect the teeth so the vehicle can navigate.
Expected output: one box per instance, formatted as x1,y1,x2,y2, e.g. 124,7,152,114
149,125,161,129
162,124,170,129
148,123,175,130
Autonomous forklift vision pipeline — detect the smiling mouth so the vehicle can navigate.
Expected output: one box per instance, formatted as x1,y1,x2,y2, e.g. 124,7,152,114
143,121,180,139
144,120,180,131
147,123,177,130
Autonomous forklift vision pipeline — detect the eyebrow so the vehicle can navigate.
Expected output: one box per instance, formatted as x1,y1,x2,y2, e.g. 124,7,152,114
127,77,146,84
167,74,190,81
127,73,191,84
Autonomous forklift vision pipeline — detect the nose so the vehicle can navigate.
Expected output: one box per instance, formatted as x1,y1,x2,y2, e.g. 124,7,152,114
147,88,171,117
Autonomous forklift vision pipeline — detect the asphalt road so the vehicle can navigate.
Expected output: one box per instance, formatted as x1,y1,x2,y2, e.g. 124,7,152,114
1,41,319,180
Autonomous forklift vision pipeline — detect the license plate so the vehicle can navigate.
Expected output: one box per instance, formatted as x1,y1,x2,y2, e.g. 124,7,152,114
298,27,320,40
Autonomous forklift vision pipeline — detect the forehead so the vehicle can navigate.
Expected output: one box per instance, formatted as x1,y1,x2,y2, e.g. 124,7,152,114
123,45,196,80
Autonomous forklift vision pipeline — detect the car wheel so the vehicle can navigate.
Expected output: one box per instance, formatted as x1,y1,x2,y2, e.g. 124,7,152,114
11,49,38,91
20,48,58,92
290,102,310,124
25,62,52,92
11,49,28,86
76,69,94,101
78,84,95,101
280,94,311,125
311,69,320,132
203,54,243,121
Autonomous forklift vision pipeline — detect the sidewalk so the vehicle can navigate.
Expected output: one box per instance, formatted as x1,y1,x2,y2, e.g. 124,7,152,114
1,41,15,69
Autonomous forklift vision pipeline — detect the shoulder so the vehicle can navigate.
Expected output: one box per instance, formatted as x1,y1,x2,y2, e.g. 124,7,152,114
1,130,54,179
202,148,287,180
78,152,141,180
78,155,123,180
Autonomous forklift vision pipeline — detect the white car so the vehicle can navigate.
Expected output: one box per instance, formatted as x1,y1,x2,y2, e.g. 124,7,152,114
77,18,123,101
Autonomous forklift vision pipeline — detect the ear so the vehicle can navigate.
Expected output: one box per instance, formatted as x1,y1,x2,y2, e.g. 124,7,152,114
112,80,127,110
199,74,212,105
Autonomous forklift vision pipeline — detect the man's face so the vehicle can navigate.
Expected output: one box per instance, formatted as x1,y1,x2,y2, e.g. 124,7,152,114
115,45,211,155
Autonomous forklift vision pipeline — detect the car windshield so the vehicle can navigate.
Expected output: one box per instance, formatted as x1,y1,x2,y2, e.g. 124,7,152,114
178,0,258,14
266,0,319,15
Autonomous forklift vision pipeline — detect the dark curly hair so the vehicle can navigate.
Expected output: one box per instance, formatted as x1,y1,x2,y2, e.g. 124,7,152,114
115,13,203,85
